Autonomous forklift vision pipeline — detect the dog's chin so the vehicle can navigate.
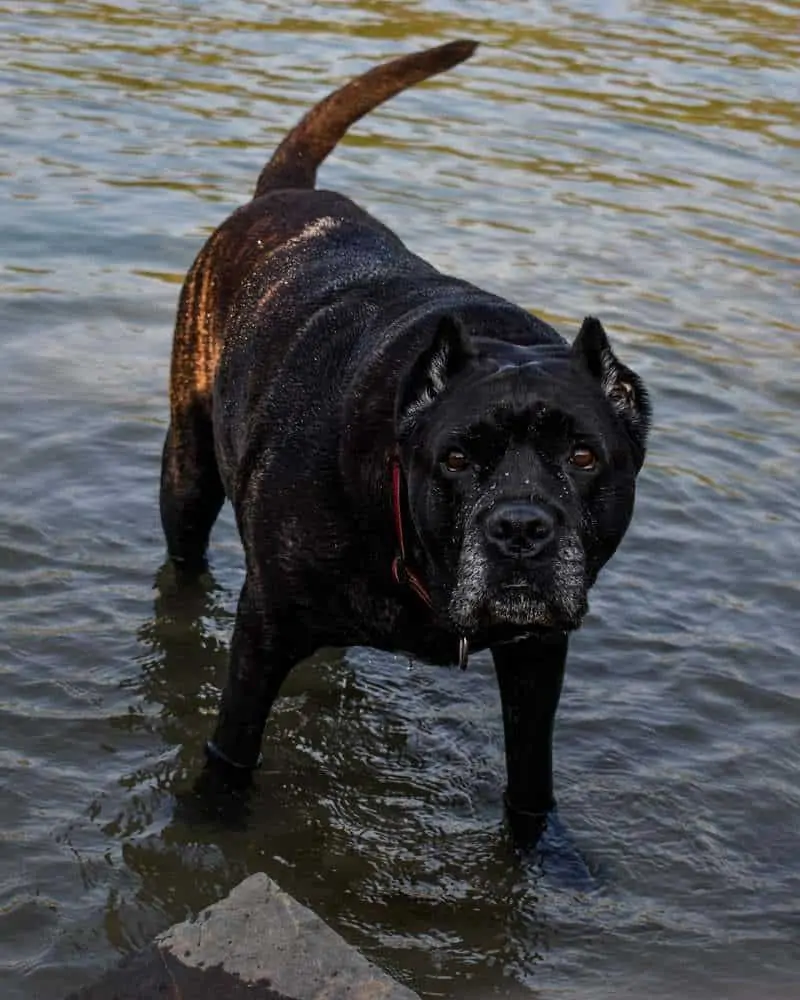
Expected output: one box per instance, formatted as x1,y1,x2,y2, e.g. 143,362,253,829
446,578,588,636
486,586,587,631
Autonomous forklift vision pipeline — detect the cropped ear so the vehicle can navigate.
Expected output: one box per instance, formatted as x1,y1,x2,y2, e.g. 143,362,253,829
573,316,651,465
396,316,476,435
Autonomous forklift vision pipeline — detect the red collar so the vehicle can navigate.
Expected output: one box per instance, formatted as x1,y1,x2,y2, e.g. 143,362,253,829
389,453,470,670
390,455,433,609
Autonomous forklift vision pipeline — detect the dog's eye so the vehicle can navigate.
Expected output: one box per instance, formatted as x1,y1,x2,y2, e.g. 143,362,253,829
442,448,470,473
569,445,597,470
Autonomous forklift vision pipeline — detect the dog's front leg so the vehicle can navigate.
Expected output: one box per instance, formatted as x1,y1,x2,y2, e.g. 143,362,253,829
205,574,308,779
491,632,567,846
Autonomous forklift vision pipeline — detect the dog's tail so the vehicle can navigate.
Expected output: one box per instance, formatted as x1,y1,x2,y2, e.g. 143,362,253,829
254,39,478,198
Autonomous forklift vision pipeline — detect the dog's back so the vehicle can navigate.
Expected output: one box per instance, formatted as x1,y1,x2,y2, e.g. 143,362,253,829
160,41,478,570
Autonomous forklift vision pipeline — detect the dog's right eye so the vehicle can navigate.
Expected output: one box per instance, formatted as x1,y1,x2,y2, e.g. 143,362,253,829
569,445,597,470
442,448,470,473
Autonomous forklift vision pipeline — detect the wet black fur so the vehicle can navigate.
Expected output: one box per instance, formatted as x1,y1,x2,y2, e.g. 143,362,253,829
159,43,650,845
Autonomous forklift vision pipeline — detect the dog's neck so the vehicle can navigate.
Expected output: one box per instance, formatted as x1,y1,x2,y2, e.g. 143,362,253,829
388,452,469,670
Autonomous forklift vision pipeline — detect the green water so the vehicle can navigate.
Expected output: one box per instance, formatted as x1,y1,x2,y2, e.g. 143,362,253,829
1,1,798,997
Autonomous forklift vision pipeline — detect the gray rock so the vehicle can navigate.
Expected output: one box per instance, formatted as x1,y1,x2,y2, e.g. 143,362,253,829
66,872,421,1000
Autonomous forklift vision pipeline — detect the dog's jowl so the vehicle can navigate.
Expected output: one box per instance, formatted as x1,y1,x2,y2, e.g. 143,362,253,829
159,40,650,844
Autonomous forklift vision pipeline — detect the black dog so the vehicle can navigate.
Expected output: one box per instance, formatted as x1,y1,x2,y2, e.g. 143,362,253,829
159,40,650,844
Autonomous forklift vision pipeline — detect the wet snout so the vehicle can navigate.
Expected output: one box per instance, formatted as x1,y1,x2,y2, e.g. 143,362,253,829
484,501,556,560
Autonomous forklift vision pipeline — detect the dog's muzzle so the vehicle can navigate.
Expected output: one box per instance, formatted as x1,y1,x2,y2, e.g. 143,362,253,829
448,499,586,634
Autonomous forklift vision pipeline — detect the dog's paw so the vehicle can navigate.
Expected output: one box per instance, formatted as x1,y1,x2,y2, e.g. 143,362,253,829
533,811,598,892
506,805,599,892
173,754,255,832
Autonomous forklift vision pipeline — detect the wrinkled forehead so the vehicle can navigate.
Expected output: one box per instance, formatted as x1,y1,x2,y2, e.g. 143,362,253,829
438,347,607,433
473,338,571,373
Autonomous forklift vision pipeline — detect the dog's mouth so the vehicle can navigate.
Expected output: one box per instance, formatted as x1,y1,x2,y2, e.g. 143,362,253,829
486,578,585,629
447,529,588,635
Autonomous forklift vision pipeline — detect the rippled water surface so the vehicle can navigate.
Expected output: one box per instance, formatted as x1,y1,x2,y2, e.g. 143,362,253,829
1,1,799,997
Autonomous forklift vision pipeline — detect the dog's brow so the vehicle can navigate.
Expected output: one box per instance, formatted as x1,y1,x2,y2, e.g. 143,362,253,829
531,406,572,436
458,420,500,444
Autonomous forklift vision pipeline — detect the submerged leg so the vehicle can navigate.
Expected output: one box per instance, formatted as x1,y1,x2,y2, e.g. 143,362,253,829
492,634,595,887
205,574,309,775
491,633,567,843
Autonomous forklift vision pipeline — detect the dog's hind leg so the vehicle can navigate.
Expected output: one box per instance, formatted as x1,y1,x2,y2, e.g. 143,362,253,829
160,401,224,574
160,247,226,574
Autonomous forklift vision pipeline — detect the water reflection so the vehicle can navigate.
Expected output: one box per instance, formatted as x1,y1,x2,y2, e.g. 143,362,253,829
111,566,586,994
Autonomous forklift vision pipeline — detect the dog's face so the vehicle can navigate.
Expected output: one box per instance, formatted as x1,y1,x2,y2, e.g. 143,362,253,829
396,316,650,637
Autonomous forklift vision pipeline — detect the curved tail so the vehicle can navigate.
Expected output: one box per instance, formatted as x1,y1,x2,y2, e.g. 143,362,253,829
254,39,478,198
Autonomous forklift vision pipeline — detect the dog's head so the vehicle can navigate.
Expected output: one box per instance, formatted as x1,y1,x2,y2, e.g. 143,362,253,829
395,314,650,637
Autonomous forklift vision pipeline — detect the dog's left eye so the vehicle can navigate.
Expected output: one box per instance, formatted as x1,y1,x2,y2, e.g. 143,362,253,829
442,448,470,473
569,445,597,470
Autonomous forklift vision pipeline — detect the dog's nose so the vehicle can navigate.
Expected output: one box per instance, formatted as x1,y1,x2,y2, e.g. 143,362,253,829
484,502,555,559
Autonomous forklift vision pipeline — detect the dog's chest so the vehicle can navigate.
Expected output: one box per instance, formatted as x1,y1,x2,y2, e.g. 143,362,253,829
320,577,461,667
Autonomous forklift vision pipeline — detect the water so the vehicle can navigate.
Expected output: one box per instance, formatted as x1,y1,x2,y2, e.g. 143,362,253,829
1,1,798,997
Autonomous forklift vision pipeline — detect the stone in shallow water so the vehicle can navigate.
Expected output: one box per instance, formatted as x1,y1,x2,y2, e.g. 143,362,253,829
66,872,420,1000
